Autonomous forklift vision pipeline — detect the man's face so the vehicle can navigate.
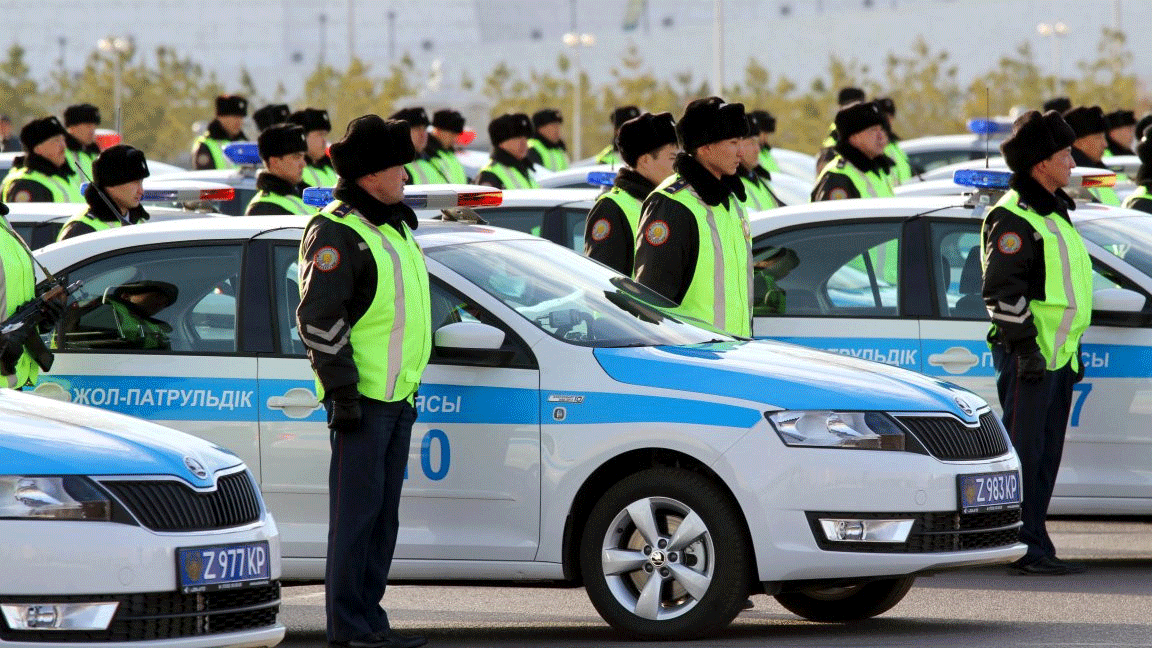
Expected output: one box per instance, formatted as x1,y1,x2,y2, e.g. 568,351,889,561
268,151,306,184
68,123,97,145
305,130,328,159
358,165,408,205
1075,133,1108,161
125,290,172,317
218,114,245,137
737,136,760,169
410,125,428,151
499,136,529,160
848,124,888,159
105,178,144,211
1034,147,1075,189
432,127,458,149
34,134,67,166
0,120,10,137
695,138,741,177
1109,125,1135,148
636,143,678,185
537,122,562,144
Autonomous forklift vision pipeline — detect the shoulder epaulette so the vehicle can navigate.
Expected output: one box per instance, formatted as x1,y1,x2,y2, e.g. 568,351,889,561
665,178,689,193
331,201,356,217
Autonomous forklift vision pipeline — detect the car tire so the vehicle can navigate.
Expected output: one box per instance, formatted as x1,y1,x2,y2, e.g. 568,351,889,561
773,575,915,622
579,467,751,640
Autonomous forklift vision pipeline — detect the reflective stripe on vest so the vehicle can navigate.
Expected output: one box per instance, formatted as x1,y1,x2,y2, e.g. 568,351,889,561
405,158,447,184
653,175,752,337
246,190,310,215
431,150,469,184
884,142,912,185
2,166,83,203
985,190,1093,371
193,136,236,169
57,209,120,241
478,161,538,189
817,156,894,198
1122,184,1151,209
0,225,37,387
306,201,432,402
302,163,339,188
528,139,569,172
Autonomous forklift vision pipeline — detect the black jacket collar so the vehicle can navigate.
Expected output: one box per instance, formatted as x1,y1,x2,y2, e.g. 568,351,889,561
207,119,246,142
425,136,451,158
333,179,418,234
256,171,306,196
674,152,740,208
16,152,74,178
490,147,534,174
834,140,893,174
742,164,772,182
65,132,100,154
83,184,149,224
1009,172,1075,218
613,168,656,202
532,136,567,151
1106,136,1135,157
1071,146,1108,170
307,153,333,169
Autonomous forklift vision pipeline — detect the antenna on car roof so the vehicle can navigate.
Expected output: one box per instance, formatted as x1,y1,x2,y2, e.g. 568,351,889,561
984,86,991,169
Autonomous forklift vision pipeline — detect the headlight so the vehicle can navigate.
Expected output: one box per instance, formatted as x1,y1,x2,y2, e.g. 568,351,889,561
0,476,111,521
767,411,905,450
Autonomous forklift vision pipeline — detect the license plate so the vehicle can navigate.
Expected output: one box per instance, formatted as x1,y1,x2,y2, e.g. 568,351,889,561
958,471,1021,514
177,541,270,593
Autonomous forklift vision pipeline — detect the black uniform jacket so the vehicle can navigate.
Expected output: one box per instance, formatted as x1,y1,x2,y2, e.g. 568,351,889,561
475,148,534,189
4,153,76,202
632,152,744,304
246,171,308,216
296,180,419,401
981,173,1077,355
1129,165,1152,214
193,120,247,170
810,140,893,202
58,184,149,241
583,168,656,276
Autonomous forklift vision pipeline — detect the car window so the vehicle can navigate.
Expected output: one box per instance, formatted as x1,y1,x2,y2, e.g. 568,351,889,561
472,208,545,237
55,245,242,353
272,245,306,356
564,207,587,251
752,221,901,317
929,221,985,318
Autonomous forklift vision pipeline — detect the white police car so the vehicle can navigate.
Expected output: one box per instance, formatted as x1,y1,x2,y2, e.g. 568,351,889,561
0,389,283,647
539,166,813,206
749,170,1152,515
27,188,1024,638
898,119,1013,176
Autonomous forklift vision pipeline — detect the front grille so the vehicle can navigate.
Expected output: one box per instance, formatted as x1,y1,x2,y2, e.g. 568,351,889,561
100,471,262,532
897,411,1010,460
0,581,279,643
806,508,1021,553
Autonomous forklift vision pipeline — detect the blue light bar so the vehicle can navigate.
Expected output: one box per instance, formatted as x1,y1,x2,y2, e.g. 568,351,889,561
586,171,615,187
302,187,333,207
967,119,1013,136
953,168,1011,189
223,142,262,166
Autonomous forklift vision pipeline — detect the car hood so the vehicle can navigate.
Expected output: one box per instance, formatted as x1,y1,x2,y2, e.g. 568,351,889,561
594,340,984,421
0,390,241,487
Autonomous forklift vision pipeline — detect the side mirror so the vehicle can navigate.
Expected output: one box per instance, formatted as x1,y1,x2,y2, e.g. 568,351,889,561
1092,288,1151,327
433,321,514,366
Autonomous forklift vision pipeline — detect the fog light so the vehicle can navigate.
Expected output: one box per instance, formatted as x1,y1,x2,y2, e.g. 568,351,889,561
819,518,915,543
0,602,118,631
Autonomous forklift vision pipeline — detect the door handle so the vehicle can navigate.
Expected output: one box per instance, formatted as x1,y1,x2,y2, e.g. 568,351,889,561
266,387,321,419
927,346,980,374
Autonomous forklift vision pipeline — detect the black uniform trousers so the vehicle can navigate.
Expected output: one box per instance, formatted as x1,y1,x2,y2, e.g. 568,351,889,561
325,396,416,643
992,344,1076,563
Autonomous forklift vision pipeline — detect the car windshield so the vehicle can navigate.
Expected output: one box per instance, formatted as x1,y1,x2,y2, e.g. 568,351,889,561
1079,215,1152,278
426,239,731,347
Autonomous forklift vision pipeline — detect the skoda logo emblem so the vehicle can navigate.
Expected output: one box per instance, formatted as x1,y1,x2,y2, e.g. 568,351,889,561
184,456,208,479
954,396,975,417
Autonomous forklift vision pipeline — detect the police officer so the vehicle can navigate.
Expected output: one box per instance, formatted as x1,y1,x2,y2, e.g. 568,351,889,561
62,103,102,182
1103,109,1136,156
1122,125,1152,214
593,105,641,165
297,115,429,648
476,113,539,189
633,97,753,337
244,123,310,215
0,201,64,389
0,115,19,152
253,103,291,133
983,110,1090,576
1063,105,1120,205
425,109,469,184
750,109,780,173
1,116,82,203
584,111,677,275
57,144,150,241
816,87,867,172
65,280,178,350
811,101,894,201
289,108,338,188
876,97,912,184
735,114,783,212
389,107,447,185
526,109,569,172
192,94,248,170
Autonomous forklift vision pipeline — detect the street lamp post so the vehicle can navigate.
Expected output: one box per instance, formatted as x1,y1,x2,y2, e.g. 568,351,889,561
563,32,595,160
1036,21,1069,84
97,36,131,135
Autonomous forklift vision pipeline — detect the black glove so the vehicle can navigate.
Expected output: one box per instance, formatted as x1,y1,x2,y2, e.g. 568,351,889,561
38,297,66,331
1073,347,1086,383
1016,348,1047,385
0,326,29,375
327,385,361,433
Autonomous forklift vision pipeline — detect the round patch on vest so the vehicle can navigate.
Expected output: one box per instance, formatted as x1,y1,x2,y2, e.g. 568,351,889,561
590,218,611,242
196,152,211,167
644,220,670,246
314,246,341,271
997,232,1023,255
10,190,31,202
828,187,849,200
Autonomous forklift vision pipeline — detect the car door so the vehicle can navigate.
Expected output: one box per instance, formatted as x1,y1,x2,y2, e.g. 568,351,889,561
751,219,922,372
257,242,542,562
921,217,1152,503
33,242,260,475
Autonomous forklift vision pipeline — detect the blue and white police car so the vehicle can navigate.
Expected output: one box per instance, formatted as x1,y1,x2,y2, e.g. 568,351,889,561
749,169,1152,516
29,192,1023,639
0,389,283,647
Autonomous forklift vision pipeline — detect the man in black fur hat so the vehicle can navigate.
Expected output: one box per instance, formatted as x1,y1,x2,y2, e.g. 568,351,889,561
253,104,291,133
584,111,678,275
296,114,428,648
633,96,754,337
1,116,81,203
1103,109,1136,157
1063,105,1120,204
192,94,248,170
1122,124,1152,214
526,108,569,172
244,123,310,215
57,144,150,241
816,86,868,171
811,101,894,201
290,107,337,187
594,105,641,165
475,112,538,189
390,107,447,185
736,113,783,212
983,109,1090,576
63,103,102,181
426,109,468,184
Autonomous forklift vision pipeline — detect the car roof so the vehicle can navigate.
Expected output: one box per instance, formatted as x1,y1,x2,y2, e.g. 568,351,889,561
150,167,258,189
4,201,226,225
899,133,1003,154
